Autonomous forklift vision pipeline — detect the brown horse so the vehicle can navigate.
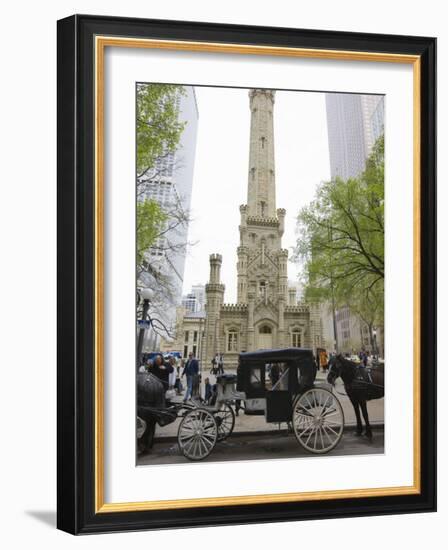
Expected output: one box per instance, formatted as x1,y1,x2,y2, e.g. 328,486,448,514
327,355,384,440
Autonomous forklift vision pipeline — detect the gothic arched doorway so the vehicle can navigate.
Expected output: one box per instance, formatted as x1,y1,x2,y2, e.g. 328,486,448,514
257,324,273,350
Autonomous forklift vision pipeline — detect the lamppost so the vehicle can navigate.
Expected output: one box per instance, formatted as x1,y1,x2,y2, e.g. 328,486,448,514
372,326,378,358
327,221,339,353
136,288,154,373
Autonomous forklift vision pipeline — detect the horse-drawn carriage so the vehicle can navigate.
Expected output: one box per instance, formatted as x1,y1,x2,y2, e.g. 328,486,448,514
137,372,236,459
138,348,346,461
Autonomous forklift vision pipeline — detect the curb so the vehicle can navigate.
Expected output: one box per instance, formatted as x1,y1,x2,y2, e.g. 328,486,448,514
153,422,384,444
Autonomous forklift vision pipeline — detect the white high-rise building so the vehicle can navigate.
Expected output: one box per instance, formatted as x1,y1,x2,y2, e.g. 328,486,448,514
326,93,384,181
182,284,206,313
139,86,199,348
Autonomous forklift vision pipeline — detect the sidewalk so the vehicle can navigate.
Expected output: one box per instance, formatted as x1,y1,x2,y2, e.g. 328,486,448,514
154,369,384,440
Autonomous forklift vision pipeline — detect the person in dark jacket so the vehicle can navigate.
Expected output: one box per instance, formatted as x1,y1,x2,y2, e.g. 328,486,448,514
147,353,173,386
204,377,213,403
182,352,199,402
217,354,224,375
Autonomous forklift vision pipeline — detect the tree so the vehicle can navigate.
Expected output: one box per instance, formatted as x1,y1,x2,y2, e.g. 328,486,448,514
295,135,384,326
137,199,167,268
136,84,194,338
137,83,186,182
136,83,188,270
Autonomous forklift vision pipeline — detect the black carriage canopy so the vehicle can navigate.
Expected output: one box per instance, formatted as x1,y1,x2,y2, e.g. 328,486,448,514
237,348,317,396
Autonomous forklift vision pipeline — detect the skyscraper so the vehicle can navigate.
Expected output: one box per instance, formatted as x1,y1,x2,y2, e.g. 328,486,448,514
139,86,199,348
325,93,384,181
182,284,206,313
324,92,384,355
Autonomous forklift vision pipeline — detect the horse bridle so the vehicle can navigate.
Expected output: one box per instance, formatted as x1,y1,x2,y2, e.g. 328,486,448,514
327,362,349,398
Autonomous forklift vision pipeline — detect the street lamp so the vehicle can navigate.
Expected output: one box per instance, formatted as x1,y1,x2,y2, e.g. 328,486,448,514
372,327,378,358
136,288,154,372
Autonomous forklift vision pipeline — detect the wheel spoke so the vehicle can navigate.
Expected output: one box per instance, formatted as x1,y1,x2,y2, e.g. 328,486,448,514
319,427,325,449
198,437,206,456
298,423,314,437
320,393,331,414
185,437,195,454
305,427,316,447
325,419,342,428
305,394,315,410
321,425,335,443
324,424,340,436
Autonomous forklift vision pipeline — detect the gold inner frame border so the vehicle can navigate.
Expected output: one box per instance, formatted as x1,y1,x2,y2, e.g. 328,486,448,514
94,35,421,513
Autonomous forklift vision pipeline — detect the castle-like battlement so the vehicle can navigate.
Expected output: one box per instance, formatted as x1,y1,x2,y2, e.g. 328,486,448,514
246,215,280,227
285,304,310,314
205,283,225,292
221,303,248,312
209,253,222,263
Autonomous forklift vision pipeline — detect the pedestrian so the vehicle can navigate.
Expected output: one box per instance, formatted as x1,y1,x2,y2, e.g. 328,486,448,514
182,352,199,402
167,355,177,389
204,377,213,403
320,350,328,372
361,350,368,367
210,353,219,375
218,353,224,375
235,399,242,416
174,362,183,394
147,353,173,386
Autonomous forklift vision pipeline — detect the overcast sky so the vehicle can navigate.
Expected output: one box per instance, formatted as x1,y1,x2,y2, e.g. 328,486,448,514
182,86,331,304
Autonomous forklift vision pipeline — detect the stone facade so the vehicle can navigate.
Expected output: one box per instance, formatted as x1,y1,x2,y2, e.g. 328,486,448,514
165,307,206,360
202,89,322,368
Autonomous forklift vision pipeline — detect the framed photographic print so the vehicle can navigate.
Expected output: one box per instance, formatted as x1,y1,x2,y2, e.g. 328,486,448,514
57,14,436,534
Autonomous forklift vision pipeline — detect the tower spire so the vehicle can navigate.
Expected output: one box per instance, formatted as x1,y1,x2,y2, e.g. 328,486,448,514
247,89,276,218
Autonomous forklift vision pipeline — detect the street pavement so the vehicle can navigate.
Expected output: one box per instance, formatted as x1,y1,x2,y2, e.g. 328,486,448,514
137,368,384,466
138,428,384,465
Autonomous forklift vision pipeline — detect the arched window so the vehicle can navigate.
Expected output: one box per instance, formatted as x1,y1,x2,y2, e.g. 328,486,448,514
291,329,301,347
259,325,272,334
259,280,267,299
227,330,238,352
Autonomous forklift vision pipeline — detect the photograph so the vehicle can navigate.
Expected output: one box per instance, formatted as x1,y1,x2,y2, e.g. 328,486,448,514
54,11,436,535
135,83,385,465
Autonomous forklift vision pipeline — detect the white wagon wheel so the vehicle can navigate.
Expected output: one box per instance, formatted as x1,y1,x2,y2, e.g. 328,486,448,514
178,408,218,461
292,388,344,454
214,404,235,441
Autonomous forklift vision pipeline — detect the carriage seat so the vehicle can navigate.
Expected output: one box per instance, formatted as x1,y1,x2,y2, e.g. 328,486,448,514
216,373,237,385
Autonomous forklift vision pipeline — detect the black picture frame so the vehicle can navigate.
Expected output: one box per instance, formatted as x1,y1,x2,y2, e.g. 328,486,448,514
57,14,436,534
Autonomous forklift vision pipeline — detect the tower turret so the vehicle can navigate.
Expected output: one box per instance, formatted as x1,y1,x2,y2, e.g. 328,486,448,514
247,89,276,219
205,254,225,362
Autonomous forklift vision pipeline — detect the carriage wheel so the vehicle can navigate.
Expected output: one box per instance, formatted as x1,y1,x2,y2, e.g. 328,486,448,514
214,404,235,441
292,388,344,454
178,408,218,461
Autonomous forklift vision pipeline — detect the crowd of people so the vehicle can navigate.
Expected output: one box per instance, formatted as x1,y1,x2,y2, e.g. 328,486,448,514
139,347,379,404
315,348,380,373
139,351,224,403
